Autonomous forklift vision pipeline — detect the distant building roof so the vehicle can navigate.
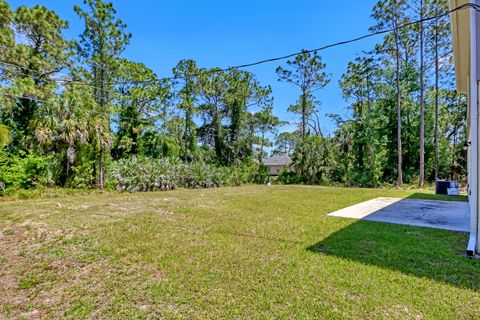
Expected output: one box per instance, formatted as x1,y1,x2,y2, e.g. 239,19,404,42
261,154,292,166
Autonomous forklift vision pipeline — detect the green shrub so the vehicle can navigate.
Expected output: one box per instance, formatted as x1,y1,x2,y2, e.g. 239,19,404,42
67,144,97,189
0,124,11,148
0,151,48,194
227,163,257,186
276,167,302,184
70,161,96,189
251,164,270,184
292,136,333,184
109,157,260,193
179,161,227,188
139,132,181,158
111,157,180,192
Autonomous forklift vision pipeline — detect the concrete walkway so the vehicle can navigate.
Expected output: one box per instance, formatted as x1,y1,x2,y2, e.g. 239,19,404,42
328,197,469,232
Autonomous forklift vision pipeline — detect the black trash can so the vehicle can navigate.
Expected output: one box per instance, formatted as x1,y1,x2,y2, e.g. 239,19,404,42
435,180,451,195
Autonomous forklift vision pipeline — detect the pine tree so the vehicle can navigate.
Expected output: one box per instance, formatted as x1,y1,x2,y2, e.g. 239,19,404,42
276,50,330,140
74,0,131,189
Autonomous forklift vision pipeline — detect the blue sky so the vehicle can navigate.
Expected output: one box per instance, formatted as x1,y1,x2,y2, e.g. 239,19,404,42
9,0,381,135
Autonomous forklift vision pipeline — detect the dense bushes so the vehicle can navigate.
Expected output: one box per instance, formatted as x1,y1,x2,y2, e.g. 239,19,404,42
0,151,49,195
251,164,270,184
109,157,263,192
276,167,301,184
178,161,229,189
0,152,271,195
110,157,178,192
273,136,333,185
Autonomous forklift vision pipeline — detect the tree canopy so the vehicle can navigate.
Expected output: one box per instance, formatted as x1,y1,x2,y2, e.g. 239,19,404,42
0,0,466,193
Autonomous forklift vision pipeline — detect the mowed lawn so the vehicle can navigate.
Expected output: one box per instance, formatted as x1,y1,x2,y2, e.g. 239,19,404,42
0,185,479,319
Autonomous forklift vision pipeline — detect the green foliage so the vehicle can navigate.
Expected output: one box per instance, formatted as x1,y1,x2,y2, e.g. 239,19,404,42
273,131,297,156
178,161,228,189
0,151,48,194
0,1,282,193
293,136,333,185
251,164,270,184
326,0,462,187
1,4,71,148
110,157,252,193
112,59,170,159
196,68,277,165
226,163,258,186
276,50,330,138
276,167,302,185
111,157,180,192
0,0,14,61
139,132,181,159
74,0,132,189
74,0,131,71
253,106,281,162
0,0,467,193
172,59,199,161
68,144,97,189
0,124,11,148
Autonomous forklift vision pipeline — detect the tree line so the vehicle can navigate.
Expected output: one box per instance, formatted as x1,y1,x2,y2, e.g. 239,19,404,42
0,0,467,193
273,0,466,187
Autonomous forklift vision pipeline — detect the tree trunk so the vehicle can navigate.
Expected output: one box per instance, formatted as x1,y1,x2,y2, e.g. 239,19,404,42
98,65,105,190
213,111,222,160
184,108,191,162
395,28,403,187
434,17,440,181
301,92,307,140
259,135,265,164
418,0,425,187
366,67,374,171
99,147,105,190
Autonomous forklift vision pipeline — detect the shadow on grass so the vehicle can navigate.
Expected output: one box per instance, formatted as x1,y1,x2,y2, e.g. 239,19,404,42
309,219,480,291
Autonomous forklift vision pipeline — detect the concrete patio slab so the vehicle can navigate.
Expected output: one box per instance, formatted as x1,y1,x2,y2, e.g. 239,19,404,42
328,197,469,232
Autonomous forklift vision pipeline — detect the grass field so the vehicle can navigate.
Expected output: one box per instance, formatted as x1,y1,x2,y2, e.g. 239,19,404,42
0,185,478,319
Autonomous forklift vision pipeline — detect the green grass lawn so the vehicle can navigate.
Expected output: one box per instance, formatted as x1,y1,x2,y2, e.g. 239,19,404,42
0,185,478,319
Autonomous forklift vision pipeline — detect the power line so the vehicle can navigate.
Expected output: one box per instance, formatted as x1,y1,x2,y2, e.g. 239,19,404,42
0,64,119,97
0,2,476,122
152,2,479,82
0,61,177,103
0,64,144,103
0,2,477,89
0,90,163,124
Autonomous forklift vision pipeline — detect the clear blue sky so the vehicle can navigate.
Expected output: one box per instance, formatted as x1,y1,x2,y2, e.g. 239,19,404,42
9,0,381,135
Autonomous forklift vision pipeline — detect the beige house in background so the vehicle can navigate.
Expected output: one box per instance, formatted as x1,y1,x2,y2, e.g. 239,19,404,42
256,155,292,176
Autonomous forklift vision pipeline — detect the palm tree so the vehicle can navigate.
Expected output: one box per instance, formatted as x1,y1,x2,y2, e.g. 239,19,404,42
31,85,110,185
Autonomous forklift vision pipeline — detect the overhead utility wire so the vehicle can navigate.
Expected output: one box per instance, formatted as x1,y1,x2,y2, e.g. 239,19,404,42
153,2,479,81
0,2,477,89
0,1,478,122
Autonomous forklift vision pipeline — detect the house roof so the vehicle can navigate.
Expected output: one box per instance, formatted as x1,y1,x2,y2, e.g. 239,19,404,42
261,155,292,166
